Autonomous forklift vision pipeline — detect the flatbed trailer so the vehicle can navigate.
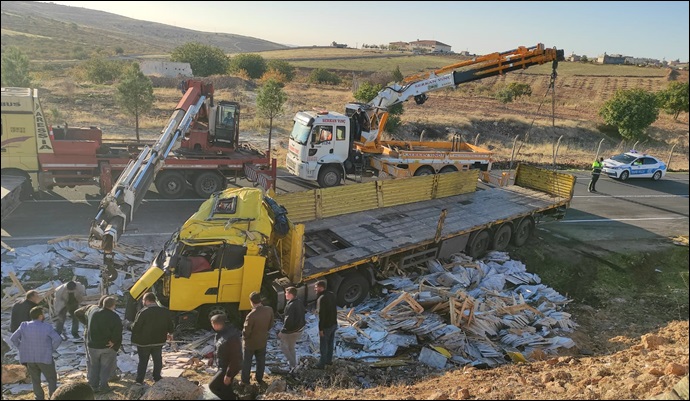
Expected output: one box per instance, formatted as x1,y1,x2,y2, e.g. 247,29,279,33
272,164,576,308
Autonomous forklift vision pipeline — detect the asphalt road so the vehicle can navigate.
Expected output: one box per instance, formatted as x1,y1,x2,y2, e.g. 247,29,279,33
1,170,688,251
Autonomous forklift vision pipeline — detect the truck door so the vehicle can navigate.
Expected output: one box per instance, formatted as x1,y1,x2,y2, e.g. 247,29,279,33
310,124,335,160
216,244,266,311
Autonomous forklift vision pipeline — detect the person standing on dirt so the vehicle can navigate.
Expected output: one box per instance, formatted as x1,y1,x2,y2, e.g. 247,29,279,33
208,314,242,400
588,157,604,193
10,306,62,400
278,287,306,372
241,292,274,386
86,296,122,394
314,280,337,369
54,280,86,340
131,292,174,385
11,290,42,333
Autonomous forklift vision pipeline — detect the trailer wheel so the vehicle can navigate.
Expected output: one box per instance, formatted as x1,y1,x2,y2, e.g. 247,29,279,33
511,217,534,247
193,172,224,198
492,224,512,251
439,165,458,174
335,272,370,307
155,171,187,199
414,166,435,176
466,229,491,258
317,165,342,188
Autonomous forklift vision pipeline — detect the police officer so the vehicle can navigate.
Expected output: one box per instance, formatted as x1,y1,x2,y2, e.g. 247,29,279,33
589,157,604,193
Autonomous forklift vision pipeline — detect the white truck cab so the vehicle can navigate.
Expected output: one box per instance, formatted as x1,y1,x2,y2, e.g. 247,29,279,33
287,110,354,187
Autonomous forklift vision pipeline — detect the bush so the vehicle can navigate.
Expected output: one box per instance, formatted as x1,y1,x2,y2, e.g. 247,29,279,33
309,68,341,85
266,60,295,82
82,57,125,84
228,54,267,79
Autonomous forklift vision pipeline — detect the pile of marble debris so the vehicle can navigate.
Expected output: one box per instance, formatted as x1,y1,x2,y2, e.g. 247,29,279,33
330,251,578,368
2,238,578,396
1,237,155,307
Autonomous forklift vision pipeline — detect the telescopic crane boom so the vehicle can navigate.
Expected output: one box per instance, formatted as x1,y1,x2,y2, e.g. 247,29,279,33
89,80,214,277
360,43,564,146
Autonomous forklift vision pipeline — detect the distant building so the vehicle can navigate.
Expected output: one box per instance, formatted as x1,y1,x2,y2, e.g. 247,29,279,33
597,53,627,65
331,41,348,48
409,39,452,53
389,41,409,51
568,53,581,62
139,61,193,78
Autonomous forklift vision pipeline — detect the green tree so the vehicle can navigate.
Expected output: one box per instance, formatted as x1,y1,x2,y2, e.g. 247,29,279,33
392,65,404,82
657,81,689,120
580,55,589,63
83,56,124,84
309,68,341,85
354,82,404,132
599,88,659,140
256,79,287,157
170,42,229,77
495,82,532,103
266,59,295,82
116,63,155,142
228,54,267,79
1,46,32,87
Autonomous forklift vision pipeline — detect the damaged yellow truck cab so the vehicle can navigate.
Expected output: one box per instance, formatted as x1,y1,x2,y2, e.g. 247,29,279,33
129,187,280,325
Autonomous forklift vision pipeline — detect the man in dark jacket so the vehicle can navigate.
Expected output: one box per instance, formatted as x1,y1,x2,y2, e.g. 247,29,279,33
278,287,305,372
241,292,274,385
208,314,242,400
10,290,41,333
131,292,174,385
315,280,337,369
86,296,122,394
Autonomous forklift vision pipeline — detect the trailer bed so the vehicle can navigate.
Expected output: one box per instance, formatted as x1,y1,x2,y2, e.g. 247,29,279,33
301,185,566,279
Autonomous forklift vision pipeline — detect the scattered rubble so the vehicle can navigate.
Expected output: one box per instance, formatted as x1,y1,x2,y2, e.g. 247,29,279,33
3,239,676,400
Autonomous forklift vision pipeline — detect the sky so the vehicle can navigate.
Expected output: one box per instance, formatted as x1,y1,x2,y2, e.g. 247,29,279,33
42,1,689,62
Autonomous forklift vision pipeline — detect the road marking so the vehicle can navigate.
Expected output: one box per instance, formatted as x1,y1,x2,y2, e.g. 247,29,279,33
574,194,689,198
561,217,687,223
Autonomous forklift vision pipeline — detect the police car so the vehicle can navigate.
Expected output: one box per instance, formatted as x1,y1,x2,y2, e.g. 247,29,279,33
602,151,667,181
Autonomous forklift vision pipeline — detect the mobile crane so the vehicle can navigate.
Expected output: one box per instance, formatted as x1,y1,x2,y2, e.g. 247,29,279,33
88,79,276,281
286,43,565,187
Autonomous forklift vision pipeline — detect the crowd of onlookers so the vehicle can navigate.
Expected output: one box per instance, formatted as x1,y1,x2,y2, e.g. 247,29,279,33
6,279,338,400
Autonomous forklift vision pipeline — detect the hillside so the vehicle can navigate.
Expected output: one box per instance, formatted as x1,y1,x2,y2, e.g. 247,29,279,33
0,1,287,60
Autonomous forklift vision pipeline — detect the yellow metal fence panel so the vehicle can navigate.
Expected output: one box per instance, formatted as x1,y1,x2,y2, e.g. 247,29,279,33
320,182,379,218
380,175,434,207
435,170,479,198
514,164,576,200
274,190,318,223
274,171,480,223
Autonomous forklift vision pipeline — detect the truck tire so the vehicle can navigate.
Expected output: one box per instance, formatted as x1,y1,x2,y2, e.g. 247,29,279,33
335,272,370,307
198,303,240,330
439,165,458,174
318,165,342,188
193,172,224,198
155,171,187,199
414,166,435,176
492,223,512,251
511,217,534,247
466,229,491,259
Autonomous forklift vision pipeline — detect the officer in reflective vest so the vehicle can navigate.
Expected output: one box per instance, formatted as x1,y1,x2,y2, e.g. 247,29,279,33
589,157,604,193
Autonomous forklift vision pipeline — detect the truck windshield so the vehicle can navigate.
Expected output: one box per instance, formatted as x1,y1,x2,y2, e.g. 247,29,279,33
289,122,311,145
